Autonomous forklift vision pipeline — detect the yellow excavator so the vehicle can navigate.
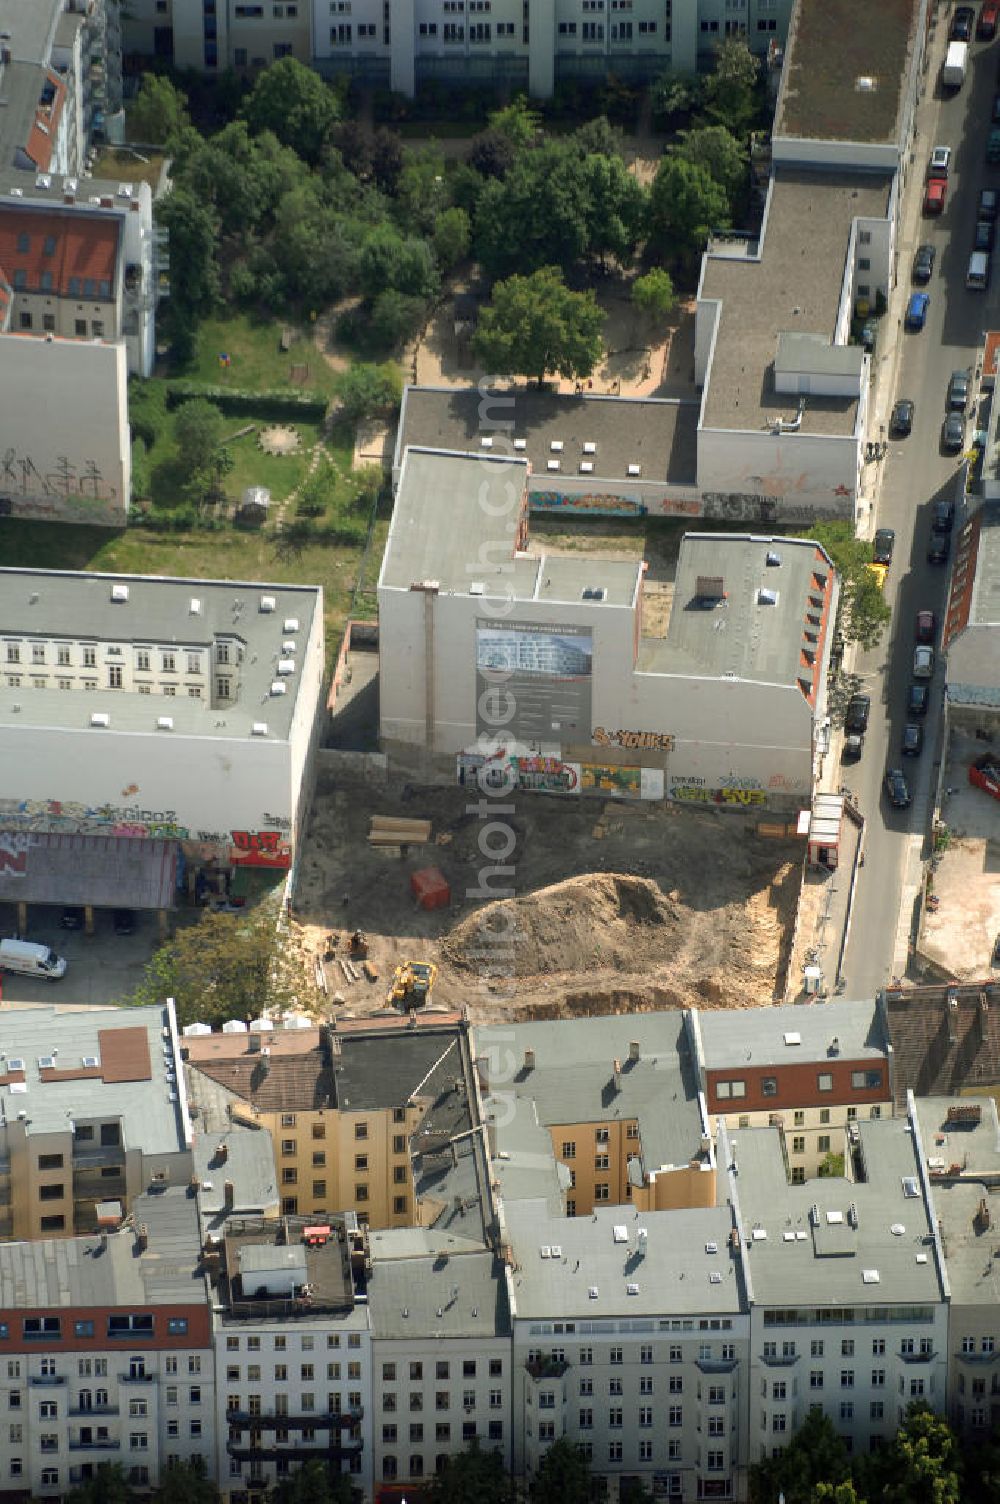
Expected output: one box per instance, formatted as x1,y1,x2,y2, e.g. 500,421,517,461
386,960,438,1010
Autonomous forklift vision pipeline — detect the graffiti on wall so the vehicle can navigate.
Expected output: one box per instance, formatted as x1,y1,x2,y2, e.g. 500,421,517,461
0,832,30,877
0,798,293,862
671,784,767,806
593,727,675,752
1,450,115,501
457,752,581,795
229,830,292,869
531,490,647,517
580,764,642,797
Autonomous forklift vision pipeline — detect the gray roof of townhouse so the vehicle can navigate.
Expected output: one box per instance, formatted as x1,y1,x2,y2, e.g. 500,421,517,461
694,999,888,1070
475,1012,706,1174
194,1128,279,1226
660,532,832,686
700,170,891,437
0,1185,204,1310
913,1096,1000,1308
0,568,321,741
968,504,1000,626
0,0,64,64
503,1200,745,1320
379,448,641,607
366,1246,510,1340
394,385,699,488
727,1118,946,1308
0,1003,186,1153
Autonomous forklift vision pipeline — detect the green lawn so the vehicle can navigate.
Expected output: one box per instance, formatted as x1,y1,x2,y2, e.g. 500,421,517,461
92,146,167,189
182,313,339,398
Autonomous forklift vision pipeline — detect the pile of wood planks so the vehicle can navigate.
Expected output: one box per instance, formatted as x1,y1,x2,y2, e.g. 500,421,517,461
368,815,432,847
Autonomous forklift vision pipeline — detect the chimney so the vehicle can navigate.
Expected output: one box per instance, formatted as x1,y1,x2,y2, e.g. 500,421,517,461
628,1040,640,1064
216,1141,228,1164
247,1033,260,1053
612,1057,622,1091
524,1048,535,1072
134,1225,148,1253
224,1180,235,1211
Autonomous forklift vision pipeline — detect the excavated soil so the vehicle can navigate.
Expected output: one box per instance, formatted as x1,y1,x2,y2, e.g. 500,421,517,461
291,779,802,1024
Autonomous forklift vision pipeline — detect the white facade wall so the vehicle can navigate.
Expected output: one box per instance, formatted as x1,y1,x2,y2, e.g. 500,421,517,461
370,1333,512,1487
0,334,130,524
697,425,864,524
214,1319,373,1501
512,1312,751,1502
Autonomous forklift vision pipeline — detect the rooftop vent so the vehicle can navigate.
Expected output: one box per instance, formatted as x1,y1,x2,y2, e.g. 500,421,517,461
826,1210,844,1225
251,722,268,737
583,441,596,454
550,440,564,453
7,1058,24,1072
259,595,276,614
110,584,129,603
540,1245,552,1259
550,1244,562,1259
582,587,607,601
862,1268,880,1284
65,177,78,193
705,1241,718,1254
709,1271,723,1284
117,182,134,199
90,712,110,728
469,582,485,596
783,1031,801,1046
82,1055,99,1069
627,463,641,477
283,618,300,633
626,1282,640,1295
277,659,295,676
38,1055,55,1070
547,460,561,472
580,461,594,474
36,173,51,190
890,1223,905,1236
481,436,494,448
855,74,878,92
916,1252,928,1264
902,1177,920,1199
752,1226,767,1241
758,588,779,606
189,597,202,615
766,551,782,567
156,716,173,731
281,640,296,655
613,1225,628,1244
696,575,726,601
270,681,287,697
588,1286,599,1299
514,438,527,451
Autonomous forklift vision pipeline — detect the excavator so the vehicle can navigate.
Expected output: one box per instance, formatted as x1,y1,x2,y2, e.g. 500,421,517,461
386,960,438,1010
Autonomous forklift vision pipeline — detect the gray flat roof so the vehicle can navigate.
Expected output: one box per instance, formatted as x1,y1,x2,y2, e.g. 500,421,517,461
0,1003,186,1153
504,1200,745,1319
0,569,322,742
658,532,831,686
395,385,699,488
0,1,62,64
776,333,866,378
475,1013,706,1173
913,1096,1000,1307
0,1185,203,1309
969,503,1000,627
381,448,641,606
728,1119,945,1307
367,1247,510,1339
696,999,887,1069
701,170,891,435
0,833,176,910
194,1129,278,1222
1,61,56,170
775,0,919,145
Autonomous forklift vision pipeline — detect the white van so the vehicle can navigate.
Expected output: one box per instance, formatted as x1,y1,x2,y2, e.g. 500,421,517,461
967,251,991,290
0,938,67,981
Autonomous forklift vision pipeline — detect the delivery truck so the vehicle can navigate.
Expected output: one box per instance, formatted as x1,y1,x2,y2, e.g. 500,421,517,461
943,40,969,89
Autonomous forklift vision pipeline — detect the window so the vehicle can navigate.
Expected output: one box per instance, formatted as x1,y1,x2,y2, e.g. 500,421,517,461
840,1402,854,1421
871,1400,885,1420
355,1122,368,1140
608,1441,623,1461
313,1180,326,1199
819,1108,831,1125
761,1076,777,1096
983,1337,995,1354
818,1135,831,1153
609,1377,623,1396
640,1376,653,1395
716,1079,746,1099
842,1340,854,1357
610,1346,623,1365
24,1317,61,1339
817,1074,833,1092
810,1371,824,1389
669,1406,682,1426
595,1184,610,1201
841,1370,854,1388
595,1153,609,1170
792,1136,805,1154
669,1376,683,1394
872,1369,885,1387
772,1414,787,1433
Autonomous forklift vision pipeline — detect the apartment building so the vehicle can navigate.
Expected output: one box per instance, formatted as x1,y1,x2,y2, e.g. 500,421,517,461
474,1014,716,1218
503,1199,749,1502
0,569,325,905
124,0,311,73
913,1095,1000,1439
366,1239,512,1489
207,1214,372,1502
184,1015,483,1232
723,1108,950,1463
0,1184,214,1501
0,1003,192,1241
688,1001,894,1180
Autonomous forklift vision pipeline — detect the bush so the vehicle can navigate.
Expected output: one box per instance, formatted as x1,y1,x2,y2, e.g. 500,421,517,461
164,381,328,420
130,436,151,501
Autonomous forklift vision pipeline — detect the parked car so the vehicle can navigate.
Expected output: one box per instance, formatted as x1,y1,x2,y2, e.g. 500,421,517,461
60,906,85,930
860,319,877,354
933,498,955,532
947,370,970,410
943,411,966,452
891,398,915,436
952,5,975,38
907,683,930,717
906,292,930,330
928,532,951,565
980,0,999,37
923,177,947,214
902,723,925,758
979,188,998,221
884,768,913,809
914,645,935,678
930,144,953,176
845,694,871,734
873,528,896,565
843,731,865,761
112,908,136,936
913,243,936,282
975,218,996,252
915,609,937,644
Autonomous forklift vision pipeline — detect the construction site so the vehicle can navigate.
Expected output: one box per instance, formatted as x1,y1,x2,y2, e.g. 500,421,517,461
290,774,803,1025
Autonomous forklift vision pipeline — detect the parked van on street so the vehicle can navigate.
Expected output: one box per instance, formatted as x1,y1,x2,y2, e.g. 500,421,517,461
0,938,67,980
967,250,991,289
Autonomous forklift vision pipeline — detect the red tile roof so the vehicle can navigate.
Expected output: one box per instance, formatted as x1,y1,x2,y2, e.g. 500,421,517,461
0,206,119,300
25,71,67,172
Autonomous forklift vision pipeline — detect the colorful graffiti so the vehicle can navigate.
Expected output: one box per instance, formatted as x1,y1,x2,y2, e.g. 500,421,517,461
229,830,292,869
671,784,767,807
0,832,29,877
531,490,647,517
593,726,675,752
580,764,642,797
0,798,293,863
457,752,581,795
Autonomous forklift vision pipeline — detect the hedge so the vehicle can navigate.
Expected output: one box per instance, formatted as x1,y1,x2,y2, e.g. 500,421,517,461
164,381,329,420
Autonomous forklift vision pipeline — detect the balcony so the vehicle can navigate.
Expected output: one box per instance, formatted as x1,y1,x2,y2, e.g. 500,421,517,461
30,1375,67,1386
956,1349,1000,1364
70,1439,121,1451
118,1372,153,1384
899,1349,936,1365
228,1409,363,1429
227,1439,363,1462
68,1405,119,1418
525,1356,570,1381
697,1357,740,1375
759,1352,799,1367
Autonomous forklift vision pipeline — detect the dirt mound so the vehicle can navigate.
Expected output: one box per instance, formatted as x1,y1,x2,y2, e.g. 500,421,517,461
445,873,679,979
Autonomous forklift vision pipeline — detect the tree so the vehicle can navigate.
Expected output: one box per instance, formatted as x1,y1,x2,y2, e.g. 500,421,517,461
647,156,730,262
632,268,677,323
129,73,191,149
393,148,449,237
68,1462,134,1504
427,1442,514,1504
809,521,892,650
154,1457,220,1504
474,267,604,387
335,362,403,423
131,900,318,1030
881,1406,962,1504
581,150,647,265
675,124,747,203
813,1486,867,1504
155,187,220,361
174,398,225,479
369,290,429,349
703,37,761,134
271,1459,357,1504
467,129,517,181
531,1438,593,1504
474,142,594,279
272,185,364,309
573,115,625,160
359,226,440,302
434,206,471,270
650,68,702,125
487,95,540,148
818,1149,846,1177
749,1408,851,1504
243,56,340,163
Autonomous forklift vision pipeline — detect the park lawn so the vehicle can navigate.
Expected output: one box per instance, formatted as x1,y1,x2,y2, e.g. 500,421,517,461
0,518,379,672
183,312,339,398
144,413,329,509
